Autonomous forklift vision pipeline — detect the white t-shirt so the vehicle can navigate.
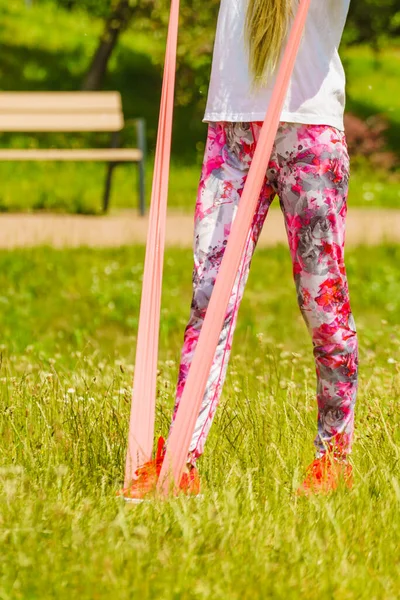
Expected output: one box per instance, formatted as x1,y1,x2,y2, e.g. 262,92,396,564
204,0,351,131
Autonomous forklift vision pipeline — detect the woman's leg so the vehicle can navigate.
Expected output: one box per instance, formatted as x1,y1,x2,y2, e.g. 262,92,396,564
170,122,274,465
275,123,358,457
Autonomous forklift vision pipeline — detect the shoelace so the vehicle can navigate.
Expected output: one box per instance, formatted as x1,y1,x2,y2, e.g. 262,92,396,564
133,437,166,482
308,453,348,480
310,458,328,481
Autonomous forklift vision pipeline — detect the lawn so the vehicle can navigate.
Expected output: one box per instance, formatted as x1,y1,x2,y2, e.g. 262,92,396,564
1,244,400,598
0,0,399,213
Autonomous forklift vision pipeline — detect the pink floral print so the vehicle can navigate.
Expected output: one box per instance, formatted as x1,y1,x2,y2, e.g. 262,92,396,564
170,122,358,464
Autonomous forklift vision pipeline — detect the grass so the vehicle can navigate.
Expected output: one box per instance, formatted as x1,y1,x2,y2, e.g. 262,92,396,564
0,161,201,214
0,0,399,213
1,243,400,598
0,160,399,215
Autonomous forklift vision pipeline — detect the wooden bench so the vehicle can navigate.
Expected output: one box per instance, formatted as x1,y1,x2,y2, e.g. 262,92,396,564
0,92,146,214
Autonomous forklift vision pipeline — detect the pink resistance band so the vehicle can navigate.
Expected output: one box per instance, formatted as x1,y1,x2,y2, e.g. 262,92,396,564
124,0,180,486
125,0,311,492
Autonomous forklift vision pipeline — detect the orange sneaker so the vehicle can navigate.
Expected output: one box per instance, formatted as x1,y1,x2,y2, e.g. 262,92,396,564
118,436,165,503
118,437,201,502
179,466,201,496
297,453,353,496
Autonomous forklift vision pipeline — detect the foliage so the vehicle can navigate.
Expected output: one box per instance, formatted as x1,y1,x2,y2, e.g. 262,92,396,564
345,0,400,48
43,0,153,19
54,0,111,17
149,0,220,109
1,244,400,598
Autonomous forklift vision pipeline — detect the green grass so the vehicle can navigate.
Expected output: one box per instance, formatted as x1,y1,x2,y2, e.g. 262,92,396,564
0,161,201,214
1,244,400,598
0,160,399,214
0,0,399,213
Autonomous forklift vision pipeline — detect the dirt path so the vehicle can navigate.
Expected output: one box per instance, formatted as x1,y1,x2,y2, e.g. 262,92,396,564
0,209,399,249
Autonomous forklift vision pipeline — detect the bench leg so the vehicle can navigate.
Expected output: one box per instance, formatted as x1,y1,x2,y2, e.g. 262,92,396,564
103,163,116,213
136,118,146,216
138,159,145,216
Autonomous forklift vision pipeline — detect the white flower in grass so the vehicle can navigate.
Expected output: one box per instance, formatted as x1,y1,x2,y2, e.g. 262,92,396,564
67,388,75,394
54,465,68,478
363,192,375,202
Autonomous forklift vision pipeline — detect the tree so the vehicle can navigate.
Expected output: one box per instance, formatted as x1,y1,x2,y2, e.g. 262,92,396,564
54,0,154,91
82,0,135,91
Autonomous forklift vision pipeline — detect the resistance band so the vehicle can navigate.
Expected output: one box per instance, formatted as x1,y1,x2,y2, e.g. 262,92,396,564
124,0,180,486
157,0,311,494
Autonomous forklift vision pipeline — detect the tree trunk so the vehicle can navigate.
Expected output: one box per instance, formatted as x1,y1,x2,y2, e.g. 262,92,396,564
82,0,134,91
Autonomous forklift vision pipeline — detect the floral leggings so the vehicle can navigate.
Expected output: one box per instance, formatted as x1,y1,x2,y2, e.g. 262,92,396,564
170,122,358,465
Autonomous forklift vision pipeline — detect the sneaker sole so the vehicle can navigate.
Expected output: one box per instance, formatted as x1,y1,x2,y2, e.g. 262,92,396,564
121,494,203,504
123,497,147,504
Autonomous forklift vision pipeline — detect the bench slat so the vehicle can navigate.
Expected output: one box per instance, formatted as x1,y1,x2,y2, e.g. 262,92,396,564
0,92,124,131
0,148,142,162
0,114,124,132
0,92,122,112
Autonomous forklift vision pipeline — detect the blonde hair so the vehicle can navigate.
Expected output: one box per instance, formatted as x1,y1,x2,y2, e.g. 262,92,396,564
246,0,292,85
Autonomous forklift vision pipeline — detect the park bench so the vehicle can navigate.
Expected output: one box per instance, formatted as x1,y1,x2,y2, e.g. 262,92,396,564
0,92,146,214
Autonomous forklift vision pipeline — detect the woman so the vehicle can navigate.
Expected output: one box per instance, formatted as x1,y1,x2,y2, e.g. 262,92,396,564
123,0,358,499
